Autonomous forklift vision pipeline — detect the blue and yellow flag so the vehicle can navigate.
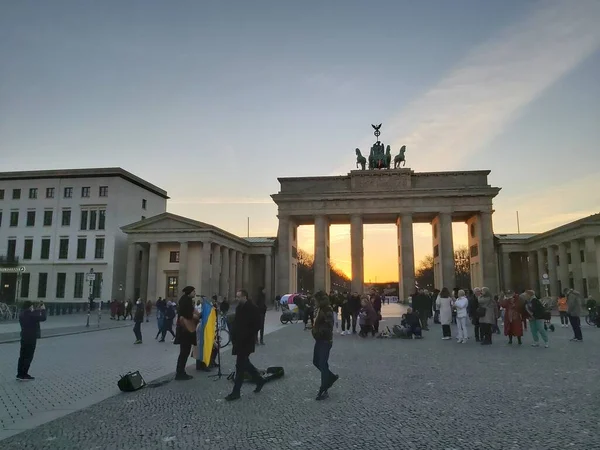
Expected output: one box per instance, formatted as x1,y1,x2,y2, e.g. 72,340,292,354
196,300,216,366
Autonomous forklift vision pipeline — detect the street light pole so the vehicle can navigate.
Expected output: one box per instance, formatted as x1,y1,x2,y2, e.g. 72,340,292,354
86,268,95,327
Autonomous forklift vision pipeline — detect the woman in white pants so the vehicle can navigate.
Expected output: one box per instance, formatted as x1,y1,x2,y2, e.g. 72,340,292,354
454,290,469,343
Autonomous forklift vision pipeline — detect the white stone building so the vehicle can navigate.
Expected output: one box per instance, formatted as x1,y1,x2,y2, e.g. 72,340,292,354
0,168,168,305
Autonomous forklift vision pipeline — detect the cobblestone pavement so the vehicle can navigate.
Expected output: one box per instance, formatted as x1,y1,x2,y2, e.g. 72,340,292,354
0,314,134,343
0,310,286,441
2,306,598,450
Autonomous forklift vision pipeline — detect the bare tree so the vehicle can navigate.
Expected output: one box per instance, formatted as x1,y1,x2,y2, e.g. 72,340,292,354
414,246,471,290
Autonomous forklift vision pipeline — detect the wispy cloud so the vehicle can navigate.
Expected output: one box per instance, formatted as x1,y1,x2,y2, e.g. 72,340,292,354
169,197,272,205
385,0,600,170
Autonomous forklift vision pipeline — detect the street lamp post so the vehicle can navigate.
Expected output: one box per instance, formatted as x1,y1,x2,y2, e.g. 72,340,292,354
86,268,95,327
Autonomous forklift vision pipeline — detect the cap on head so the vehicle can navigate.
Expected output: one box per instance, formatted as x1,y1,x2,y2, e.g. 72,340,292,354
182,286,195,296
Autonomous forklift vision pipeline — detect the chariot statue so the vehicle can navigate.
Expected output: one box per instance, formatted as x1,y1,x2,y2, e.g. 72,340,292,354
353,124,408,170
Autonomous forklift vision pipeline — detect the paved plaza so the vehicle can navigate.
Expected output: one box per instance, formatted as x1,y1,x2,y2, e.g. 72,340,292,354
1,304,598,449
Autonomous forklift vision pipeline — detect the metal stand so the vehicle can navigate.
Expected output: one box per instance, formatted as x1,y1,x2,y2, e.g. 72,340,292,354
209,304,224,381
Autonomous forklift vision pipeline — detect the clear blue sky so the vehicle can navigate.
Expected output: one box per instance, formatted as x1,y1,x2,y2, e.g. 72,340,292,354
2,0,599,280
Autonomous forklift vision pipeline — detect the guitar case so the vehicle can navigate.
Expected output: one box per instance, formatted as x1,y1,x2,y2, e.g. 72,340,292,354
227,366,285,384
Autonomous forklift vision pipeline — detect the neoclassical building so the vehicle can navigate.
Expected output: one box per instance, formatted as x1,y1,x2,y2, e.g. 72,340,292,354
121,213,275,302
496,213,600,300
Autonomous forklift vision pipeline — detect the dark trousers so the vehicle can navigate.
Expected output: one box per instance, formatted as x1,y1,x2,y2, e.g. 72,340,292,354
160,320,175,340
569,315,582,340
480,323,492,343
313,340,334,391
409,326,422,338
177,342,192,375
303,309,314,327
472,318,481,340
351,312,359,333
560,311,569,325
232,353,261,394
359,324,373,337
133,321,142,341
442,324,451,337
374,317,380,333
257,312,266,343
418,310,429,329
17,339,37,376
341,312,351,331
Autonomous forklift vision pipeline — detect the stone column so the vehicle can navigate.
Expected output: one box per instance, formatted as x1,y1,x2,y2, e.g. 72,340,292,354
228,249,236,301
479,211,497,294
265,253,273,304
178,241,188,291
139,246,149,300
397,214,415,301
570,240,584,294
314,215,330,293
276,216,291,296
211,244,221,297
350,214,364,294
558,243,569,294
527,251,538,292
125,243,137,302
502,252,511,291
439,213,455,290
536,248,546,296
546,245,559,297
147,243,158,302
200,241,212,296
236,251,243,293
243,253,250,290
220,246,229,299
585,237,599,300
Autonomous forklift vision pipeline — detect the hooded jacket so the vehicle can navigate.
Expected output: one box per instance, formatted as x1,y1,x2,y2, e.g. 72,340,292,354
312,291,334,342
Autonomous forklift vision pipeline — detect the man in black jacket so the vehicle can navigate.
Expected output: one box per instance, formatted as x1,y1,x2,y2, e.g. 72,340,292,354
226,289,266,401
17,301,47,381
312,291,338,400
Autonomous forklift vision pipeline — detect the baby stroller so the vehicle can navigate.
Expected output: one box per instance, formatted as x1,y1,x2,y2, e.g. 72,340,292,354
279,303,300,324
540,297,556,332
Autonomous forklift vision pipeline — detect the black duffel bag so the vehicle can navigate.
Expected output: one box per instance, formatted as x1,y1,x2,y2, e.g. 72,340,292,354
118,371,146,392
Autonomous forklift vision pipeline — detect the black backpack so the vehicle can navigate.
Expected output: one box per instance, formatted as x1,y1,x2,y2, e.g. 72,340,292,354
118,371,146,392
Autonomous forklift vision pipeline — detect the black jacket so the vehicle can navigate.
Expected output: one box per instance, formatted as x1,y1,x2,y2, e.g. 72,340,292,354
255,291,267,313
312,303,333,342
20,308,47,341
348,294,361,313
176,295,196,346
402,312,421,329
231,300,261,356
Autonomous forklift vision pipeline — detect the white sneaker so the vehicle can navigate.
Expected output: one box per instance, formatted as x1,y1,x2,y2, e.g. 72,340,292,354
531,343,539,347
544,343,549,348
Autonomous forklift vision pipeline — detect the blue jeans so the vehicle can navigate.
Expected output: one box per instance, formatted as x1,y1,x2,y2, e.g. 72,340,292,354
313,340,334,391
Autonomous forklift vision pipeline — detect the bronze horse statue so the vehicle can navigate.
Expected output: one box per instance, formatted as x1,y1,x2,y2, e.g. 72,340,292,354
355,148,366,170
393,145,407,168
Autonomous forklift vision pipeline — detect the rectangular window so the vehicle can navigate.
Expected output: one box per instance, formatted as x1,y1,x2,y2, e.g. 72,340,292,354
92,272,103,299
77,238,87,259
23,239,33,260
167,276,178,298
169,251,180,263
29,188,38,199
95,238,105,259
12,189,21,199
0,189,4,199
37,273,48,298
81,187,90,198
74,272,84,298
567,253,572,264
580,250,585,263
142,199,147,209
80,210,88,230
43,210,53,226
20,272,30,298
89,210,97,230
64,187,73,198
98,210,106,230
58,238,69,259
0,211,2,226
99,186,108,197
55,273,66,298
40,238,51,259
26,210,36,226
10,211,18,227
46,187,54,198
7,239,16,260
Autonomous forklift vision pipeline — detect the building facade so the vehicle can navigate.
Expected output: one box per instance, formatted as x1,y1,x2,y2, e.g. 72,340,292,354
496,213,600,300
0,168,168,305
121,213,275,303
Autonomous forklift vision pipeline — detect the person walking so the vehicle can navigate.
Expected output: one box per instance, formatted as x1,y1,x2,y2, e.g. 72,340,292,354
155,297,166,340
159,299,176,342
478,287,496,345
16,301,47,381
565,288,583,342
145,299,152,322
436,288,453,340
340,295,351,335
133,299,144,344
312,291,338,401
255,287,267,345
454,290,469,343
225,289,266,401
174,286,199,380
523,290,549,348
557,294,569,328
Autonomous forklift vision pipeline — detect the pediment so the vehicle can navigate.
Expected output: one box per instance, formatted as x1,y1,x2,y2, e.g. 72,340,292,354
122,213,211,233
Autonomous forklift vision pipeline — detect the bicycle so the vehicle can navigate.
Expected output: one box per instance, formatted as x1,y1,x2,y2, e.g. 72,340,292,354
585,307,599,326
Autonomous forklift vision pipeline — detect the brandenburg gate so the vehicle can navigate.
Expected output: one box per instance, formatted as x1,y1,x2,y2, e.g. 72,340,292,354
271,126,501,299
